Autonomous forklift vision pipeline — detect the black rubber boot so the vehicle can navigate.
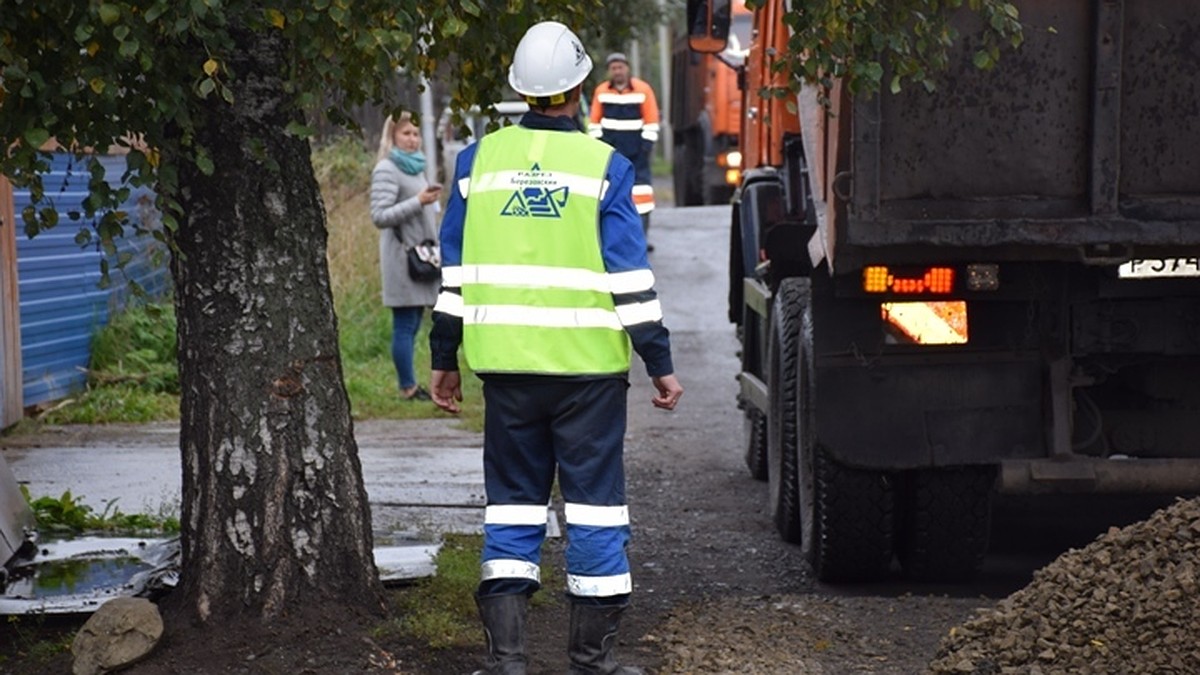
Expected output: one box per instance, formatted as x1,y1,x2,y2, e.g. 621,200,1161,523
472,593,528,675
567,602,643,675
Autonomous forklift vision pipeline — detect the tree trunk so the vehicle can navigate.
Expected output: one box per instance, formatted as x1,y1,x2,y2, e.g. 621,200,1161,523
167,25,385,623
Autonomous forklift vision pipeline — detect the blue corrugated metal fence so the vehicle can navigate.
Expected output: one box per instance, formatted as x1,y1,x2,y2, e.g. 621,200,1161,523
13,152,170,408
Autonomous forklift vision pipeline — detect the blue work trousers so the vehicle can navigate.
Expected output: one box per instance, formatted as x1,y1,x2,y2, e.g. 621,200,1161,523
478,377,631,605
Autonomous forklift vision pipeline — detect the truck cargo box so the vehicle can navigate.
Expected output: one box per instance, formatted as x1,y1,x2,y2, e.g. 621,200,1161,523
803,1,1200,271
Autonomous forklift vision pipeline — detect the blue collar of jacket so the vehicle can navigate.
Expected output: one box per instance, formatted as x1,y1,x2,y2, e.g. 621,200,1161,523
519,110,583,133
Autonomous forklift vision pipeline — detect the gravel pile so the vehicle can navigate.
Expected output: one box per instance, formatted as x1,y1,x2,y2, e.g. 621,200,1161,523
929,496,1200,674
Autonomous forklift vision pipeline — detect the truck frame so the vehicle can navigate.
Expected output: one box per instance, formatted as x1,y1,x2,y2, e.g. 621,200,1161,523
691,0,1200,582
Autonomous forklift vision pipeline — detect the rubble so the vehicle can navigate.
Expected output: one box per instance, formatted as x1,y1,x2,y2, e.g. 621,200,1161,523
930,496,1200,674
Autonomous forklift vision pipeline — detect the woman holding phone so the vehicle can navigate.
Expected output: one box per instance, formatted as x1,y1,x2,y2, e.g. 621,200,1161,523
370,111,442,401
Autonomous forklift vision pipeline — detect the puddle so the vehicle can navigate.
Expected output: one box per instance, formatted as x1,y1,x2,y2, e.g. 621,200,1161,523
7,554,152,597
1,536,178,614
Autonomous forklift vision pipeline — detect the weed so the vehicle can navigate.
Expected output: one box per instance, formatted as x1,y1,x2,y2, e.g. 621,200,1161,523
39,384,180,425
21,485,180,536
90,302,178,393
38,301,180,425
1,615,73,669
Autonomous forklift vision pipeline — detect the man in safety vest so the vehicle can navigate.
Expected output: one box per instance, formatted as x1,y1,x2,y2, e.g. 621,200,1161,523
429,20,683,675
588,52,660,251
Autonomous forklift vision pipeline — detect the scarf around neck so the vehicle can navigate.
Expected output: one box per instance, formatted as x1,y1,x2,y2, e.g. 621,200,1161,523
389,148,426,176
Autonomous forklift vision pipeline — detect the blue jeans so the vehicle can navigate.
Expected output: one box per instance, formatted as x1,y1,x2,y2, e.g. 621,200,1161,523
391,307,424,390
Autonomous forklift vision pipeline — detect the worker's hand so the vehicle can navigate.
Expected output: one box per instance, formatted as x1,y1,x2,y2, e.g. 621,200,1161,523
431,369,462,413
650,374,683,411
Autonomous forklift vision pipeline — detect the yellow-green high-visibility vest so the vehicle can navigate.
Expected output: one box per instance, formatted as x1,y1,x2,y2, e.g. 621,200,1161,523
461,125,632,375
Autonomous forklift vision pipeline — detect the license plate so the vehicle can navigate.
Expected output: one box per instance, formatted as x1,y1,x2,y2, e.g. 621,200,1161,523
1118,258,1200,279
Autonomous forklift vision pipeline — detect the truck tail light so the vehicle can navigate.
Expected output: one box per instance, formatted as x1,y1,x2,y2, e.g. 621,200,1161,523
863,266,955,294
718,150,743,168
882,301,969,345
725,169,741,185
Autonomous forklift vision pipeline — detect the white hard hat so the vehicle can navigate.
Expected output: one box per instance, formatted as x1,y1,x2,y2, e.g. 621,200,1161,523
508,21,593,99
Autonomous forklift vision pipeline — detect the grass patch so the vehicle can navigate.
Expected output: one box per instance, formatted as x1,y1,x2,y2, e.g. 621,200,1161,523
378,533,563,649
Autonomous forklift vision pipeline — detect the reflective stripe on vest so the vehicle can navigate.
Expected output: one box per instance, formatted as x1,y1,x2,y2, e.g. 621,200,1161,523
462,126,631,375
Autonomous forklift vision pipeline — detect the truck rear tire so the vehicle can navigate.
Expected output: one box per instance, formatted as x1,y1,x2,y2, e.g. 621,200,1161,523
744,408,768,481
806,447,896,582
766,279,809,543
897,466,994,581
741,299,768,482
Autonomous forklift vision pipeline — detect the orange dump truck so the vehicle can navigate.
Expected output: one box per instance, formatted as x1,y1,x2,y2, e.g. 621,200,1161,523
669,0,750,206
690,0,1200,582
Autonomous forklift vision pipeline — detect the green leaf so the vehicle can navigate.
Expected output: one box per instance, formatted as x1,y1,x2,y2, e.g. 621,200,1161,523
24,128,51,148
119,39,139,59
144,3,167,23
972,49,993,69
284,121,315,138
863,61,884,82
195,149,214,176
39,207,59,229
441,16,468,38
890,74,902,94
98,3,121,26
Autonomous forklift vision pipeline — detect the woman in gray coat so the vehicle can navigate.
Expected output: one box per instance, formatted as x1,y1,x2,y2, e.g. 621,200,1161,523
370,112,442,401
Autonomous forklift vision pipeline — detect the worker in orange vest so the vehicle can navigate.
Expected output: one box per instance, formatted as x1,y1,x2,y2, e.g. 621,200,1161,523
589,53,660,251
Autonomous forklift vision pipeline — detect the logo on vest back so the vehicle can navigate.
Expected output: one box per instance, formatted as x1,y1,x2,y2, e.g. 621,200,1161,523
500,163,569,218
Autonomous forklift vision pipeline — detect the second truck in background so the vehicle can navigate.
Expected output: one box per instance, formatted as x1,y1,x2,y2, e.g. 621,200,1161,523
670,0,750,206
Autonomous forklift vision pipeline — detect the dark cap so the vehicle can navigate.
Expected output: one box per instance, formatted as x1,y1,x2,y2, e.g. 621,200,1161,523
605,52,628,66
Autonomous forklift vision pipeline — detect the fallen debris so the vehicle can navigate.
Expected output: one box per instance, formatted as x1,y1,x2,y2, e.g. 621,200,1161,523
1,535,441,615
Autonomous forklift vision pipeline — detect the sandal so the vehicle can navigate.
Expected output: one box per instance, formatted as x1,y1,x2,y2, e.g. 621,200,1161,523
402,386,432,402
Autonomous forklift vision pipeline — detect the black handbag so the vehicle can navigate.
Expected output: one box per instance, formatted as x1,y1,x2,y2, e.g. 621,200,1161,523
405,238,441,281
